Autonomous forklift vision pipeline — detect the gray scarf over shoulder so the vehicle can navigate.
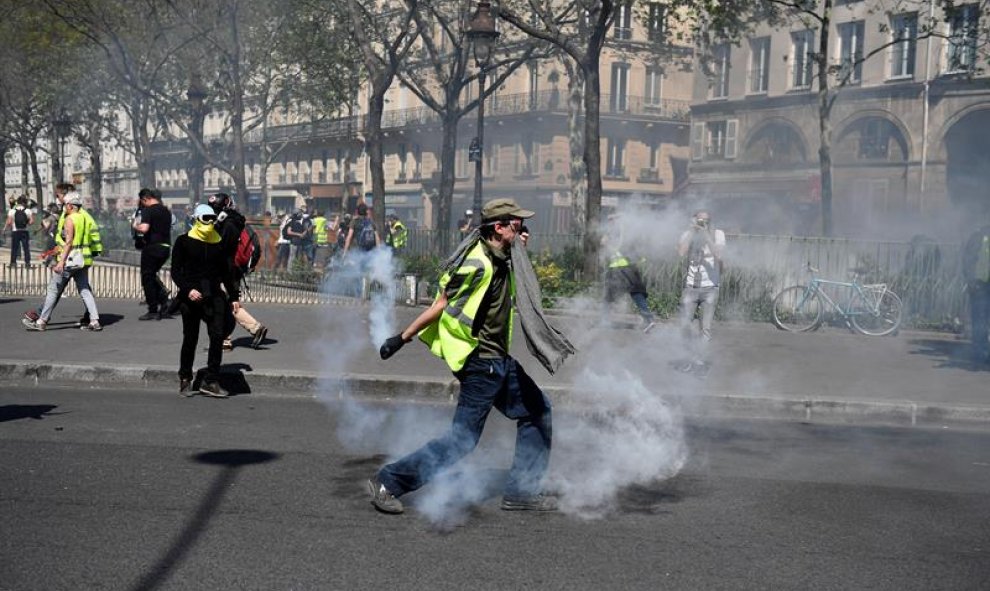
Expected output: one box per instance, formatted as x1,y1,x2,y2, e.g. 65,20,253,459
441,230,576,375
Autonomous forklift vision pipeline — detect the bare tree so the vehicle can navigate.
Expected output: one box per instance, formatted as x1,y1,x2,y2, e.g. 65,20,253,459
398,0,542,253
498,0,616,278
347,0,420,232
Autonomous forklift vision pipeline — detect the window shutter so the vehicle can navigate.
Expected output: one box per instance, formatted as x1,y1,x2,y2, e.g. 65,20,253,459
725,119,739,159
692,122,705,160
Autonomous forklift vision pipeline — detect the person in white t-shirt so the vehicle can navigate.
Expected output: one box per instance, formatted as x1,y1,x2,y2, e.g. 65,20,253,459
677,210,725,366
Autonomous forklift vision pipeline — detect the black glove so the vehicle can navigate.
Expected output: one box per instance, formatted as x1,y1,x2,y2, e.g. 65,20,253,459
380,334,407,360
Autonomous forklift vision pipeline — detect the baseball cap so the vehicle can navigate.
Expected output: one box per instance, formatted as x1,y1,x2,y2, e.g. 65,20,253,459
63,192,83,206
482,198,534,221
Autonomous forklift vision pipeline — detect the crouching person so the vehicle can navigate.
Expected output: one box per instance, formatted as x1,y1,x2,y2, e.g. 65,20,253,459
171,205,240,398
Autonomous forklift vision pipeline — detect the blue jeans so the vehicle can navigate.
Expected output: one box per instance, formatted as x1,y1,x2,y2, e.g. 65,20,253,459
40,267,99,323
378,355,552,499
970,282,990,359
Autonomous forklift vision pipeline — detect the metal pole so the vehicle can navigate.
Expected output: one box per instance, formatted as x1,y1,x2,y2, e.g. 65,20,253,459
472,69,487,226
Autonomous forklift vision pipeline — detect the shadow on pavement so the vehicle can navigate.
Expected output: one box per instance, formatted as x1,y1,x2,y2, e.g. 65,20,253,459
190,363,253,396
0,404,57,422
0,297,24,305
129,449,280,591
908,338,990,372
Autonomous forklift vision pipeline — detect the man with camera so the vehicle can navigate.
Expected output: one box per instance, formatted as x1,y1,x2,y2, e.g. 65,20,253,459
132,188,173,320
677,210,725,371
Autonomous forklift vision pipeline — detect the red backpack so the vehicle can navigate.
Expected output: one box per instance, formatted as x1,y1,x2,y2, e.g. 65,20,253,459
234,225,261,272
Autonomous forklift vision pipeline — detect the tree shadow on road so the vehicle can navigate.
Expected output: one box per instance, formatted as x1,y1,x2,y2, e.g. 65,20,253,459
907,338,990,372
129,449,280,591
0,404,58,422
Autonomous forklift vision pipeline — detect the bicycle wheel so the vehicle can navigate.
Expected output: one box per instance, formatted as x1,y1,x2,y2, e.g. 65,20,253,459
771,285,822,332
850,289,903,336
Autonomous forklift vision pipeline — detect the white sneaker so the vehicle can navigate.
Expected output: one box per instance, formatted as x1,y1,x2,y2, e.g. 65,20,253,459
22,318,45,331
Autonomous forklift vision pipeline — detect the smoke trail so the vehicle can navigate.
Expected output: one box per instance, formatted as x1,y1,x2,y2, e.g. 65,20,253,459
548,327,689,518
365,247,398,346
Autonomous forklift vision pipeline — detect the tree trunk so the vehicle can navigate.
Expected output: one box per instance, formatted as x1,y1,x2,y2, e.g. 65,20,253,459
817,0,834,236
582,60,603,279
89,119,103,212
366,76,387,234
565,61,586,233
435,113,459,255
187,104,206,206
131,96,155,187
50,126,62,188
29,148,44,204
20,148,29,195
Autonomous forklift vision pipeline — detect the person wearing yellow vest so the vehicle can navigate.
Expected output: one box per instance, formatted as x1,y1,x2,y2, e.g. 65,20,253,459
371,198,556,514
312,209,331,268
963,221,990,363
602,214,656,333
384,213,408,253
22,192,101,332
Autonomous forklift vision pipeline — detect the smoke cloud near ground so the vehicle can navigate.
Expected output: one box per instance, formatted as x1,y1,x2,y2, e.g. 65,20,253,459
312,223,713,523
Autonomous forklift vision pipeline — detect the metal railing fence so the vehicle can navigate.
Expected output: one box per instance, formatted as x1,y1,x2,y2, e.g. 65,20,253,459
2,233,969,327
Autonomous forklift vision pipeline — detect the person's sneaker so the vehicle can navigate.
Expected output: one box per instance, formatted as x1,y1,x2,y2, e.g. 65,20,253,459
251,325,268,349
222,338,234,351
198,381,229,398
367,477,404,514
179,378,194,397
642,320,657,334
158,300,174,320
80,321,103,332
138,311,160,321
22,318,46,331
23,310,39,322
500,494,559,512
77,314,90,328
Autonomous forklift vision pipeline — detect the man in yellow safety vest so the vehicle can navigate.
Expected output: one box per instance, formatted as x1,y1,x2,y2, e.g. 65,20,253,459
371,198,557,515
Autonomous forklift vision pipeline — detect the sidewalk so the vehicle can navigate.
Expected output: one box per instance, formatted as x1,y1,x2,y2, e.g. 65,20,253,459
1,296,988,429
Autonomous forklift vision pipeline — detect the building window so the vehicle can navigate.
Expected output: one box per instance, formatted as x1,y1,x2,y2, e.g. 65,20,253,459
645,67,663,106
837,21,865,83
606,138,625,178
456,148,469,178
692,120,738,160
947,4,979,73
614,3,632,40
413,144,422,178
889,13,918,79
712,44,730,98
647,3,666,42
791,30,815,89
397,142,407,177
528,62,539,109
610,63,629,112
859,119,892,159
485,142,499,176
749,37,770,94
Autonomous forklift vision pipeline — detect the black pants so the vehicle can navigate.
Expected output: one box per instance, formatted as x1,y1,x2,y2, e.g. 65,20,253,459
179,295,227,383
140,244,170,312
10,230,30,266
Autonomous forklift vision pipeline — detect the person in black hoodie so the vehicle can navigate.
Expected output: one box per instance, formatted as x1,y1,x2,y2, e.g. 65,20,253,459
207,192,268,350
171,204,240,398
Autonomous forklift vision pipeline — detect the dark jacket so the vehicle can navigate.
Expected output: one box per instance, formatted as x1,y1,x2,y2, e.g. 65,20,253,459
170,233,239,302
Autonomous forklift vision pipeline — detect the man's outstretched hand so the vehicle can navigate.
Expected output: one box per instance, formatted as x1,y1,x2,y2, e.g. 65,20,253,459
380,334,407,360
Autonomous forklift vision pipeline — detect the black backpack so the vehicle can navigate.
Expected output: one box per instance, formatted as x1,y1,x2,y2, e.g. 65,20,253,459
356,219,376,251
13,209,28,230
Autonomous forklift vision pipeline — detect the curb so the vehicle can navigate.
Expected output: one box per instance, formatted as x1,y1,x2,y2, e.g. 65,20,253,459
3,359,989,431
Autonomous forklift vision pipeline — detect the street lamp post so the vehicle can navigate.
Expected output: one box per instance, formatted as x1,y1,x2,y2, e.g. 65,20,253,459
186,77,208,206
466,1,500,228
53,111,72,185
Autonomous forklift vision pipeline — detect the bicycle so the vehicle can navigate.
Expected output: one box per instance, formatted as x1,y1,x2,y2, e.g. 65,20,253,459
771,264,903,336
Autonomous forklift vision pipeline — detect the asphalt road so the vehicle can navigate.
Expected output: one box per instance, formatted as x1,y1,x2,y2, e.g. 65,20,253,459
2,385,989,591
